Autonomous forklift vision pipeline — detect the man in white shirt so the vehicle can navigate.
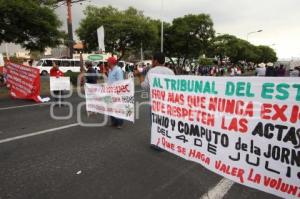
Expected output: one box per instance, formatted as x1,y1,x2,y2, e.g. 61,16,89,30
256,63,266,76
141,52,175,151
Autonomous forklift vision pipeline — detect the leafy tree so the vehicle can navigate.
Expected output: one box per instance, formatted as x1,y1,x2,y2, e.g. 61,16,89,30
256,45,277,63
0,0,65,52
164,14,215,66
76,6,159,60
209,34,277,63
208,34,239,61
198,57,214,66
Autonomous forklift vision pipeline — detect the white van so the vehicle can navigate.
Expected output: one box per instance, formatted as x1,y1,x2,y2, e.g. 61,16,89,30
36,58,81,75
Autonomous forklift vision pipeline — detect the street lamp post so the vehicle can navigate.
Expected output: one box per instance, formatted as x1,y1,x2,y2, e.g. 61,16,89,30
247,29,263,41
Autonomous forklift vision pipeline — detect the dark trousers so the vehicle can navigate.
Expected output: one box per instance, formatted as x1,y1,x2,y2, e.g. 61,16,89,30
53,90,64,102
111,116,124,126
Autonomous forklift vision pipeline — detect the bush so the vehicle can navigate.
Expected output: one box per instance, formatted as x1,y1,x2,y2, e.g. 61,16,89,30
65,71,80,86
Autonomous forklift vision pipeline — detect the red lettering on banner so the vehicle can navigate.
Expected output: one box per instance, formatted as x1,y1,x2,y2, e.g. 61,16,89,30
215,160,245,183
208,98,253,117
247,169,261,184
221,117,248,133
167,92,184,105
261,103,297,123
162,137,175,150
188,149,210,165
152,89,166,100
263,176,300,197
290,105,300,123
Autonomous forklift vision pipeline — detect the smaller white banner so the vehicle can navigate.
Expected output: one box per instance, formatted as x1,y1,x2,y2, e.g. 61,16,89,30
85,79,135,122
50,77,71,91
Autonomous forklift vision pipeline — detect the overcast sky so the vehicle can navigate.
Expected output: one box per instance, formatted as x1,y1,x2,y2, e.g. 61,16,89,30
2,0,300,59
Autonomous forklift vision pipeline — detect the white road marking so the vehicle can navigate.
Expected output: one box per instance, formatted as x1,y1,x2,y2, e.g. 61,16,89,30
200,178,234,199
0,102,51,111
0,123,79,144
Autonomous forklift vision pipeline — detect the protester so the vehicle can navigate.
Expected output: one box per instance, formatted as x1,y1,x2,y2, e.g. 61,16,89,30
255,63,266,76
28,59,33,66
289,66,300,77
85,61,98,84
265,62,275,76
277,64,286,76
141,52,175,151
50,61,64,103
236,66,242,76
107,56,124,129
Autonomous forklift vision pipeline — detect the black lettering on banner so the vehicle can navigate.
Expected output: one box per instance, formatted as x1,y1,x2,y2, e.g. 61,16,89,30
207,143,217,155
286,166,291,178
194,138,202,147
157,126,172,138
246,154,260,166
176,135,188,143
265,161,280,174
171,119,176,131
229,152,241,161
252,122,300,149
152,113,169,128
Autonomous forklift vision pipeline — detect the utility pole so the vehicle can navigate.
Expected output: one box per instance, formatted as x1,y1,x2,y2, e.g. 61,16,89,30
66,0,74,58
160,0,164,53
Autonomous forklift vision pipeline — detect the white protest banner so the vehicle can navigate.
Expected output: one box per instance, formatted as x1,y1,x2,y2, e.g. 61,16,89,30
97,26,105,52
150,74,300,199
85,79,134,122
50,77,71,91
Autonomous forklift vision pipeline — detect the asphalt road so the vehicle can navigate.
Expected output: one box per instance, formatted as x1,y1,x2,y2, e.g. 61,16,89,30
0,88,280,199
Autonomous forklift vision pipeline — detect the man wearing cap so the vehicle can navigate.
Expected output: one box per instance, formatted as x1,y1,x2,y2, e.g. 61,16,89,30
265,62,275,76
255,63,266,76
107,56,124,129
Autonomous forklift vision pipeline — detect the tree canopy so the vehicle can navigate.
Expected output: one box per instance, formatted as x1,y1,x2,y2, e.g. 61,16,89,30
164,14,215,66
76,6,159,60
209,34,277,63
0,0,64,52
77,6,277,64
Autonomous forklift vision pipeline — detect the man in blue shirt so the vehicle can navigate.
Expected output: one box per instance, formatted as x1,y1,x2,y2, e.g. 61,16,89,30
107,56,124,129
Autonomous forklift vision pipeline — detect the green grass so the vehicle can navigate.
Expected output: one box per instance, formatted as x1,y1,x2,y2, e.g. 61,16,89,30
0,87,9,99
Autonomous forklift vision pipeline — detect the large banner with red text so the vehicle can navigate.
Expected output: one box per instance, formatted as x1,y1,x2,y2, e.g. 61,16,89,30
150,74,299,199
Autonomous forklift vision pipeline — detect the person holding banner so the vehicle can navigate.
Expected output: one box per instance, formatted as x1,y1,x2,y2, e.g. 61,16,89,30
85,61,98,84
107,56,124,129
141,52,175,89
141,52,175,151
50,61,64,103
